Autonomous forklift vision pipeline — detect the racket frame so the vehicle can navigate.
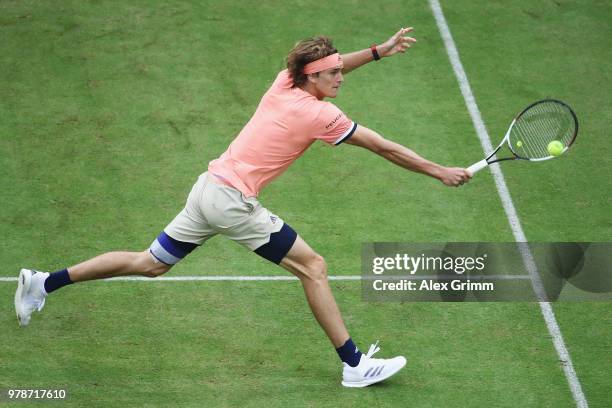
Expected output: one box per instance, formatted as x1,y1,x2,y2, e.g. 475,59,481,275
467,99,578,175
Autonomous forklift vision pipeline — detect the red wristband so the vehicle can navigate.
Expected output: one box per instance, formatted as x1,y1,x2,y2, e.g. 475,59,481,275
370,44,380,61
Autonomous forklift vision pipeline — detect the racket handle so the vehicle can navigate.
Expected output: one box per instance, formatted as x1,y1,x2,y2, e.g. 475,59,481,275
467,159,489,175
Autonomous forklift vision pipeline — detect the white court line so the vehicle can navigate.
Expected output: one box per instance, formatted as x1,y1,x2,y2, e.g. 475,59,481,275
0,275,530,282
428,1,588,406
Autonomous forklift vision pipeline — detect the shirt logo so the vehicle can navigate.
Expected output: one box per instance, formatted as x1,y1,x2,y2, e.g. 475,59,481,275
325,113,343,129
270,215,278,224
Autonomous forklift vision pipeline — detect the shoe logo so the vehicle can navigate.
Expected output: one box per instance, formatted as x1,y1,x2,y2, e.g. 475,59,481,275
363,365,385,378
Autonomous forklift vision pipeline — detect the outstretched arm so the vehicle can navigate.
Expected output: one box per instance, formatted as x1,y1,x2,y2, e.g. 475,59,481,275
344,125,472,187
341,27,417,74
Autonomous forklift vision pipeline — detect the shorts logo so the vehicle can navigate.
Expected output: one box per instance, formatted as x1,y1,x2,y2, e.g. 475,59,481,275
270,215,278,224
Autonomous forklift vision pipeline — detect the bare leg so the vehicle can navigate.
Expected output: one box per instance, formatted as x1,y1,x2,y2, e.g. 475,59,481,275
68,251,171,282
280,235,349,348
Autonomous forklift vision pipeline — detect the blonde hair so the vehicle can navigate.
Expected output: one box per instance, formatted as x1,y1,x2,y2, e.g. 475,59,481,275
286,36,338,87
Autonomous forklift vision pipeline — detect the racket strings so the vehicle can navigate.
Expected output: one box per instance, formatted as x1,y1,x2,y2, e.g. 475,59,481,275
509,101,576,159
514,115,548,157
521,112,554,156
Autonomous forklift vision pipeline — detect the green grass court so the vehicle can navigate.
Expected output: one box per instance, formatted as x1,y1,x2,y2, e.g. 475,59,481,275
1,0,610,406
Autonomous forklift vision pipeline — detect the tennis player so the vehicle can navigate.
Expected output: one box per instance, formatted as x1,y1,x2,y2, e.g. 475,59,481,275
15,27,471,387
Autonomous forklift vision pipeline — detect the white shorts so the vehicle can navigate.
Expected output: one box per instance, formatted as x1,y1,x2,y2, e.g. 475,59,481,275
149,172,297,265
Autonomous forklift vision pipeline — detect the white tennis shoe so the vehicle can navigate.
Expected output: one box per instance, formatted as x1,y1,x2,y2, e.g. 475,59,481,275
15,268,49,326
341,341,406,388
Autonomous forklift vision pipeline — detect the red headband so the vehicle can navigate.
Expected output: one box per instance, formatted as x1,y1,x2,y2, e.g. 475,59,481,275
303,53,343,74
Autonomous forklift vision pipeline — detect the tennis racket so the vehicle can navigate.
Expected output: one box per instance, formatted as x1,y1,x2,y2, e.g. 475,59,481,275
467,99,578,175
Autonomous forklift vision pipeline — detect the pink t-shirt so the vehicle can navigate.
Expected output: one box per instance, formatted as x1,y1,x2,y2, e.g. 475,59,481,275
208,70,357,197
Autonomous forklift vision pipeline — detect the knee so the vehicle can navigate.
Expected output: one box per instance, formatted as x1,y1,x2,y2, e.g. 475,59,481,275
145,263,171,278
303,254,328,282
135,251,172,277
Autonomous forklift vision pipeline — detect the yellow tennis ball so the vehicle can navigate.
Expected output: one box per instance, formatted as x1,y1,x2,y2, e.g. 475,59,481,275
516,141,523,147
547,140,564,156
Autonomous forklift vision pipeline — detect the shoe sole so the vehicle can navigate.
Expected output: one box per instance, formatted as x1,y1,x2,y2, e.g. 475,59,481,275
15,268,32,326
341,358,407,388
